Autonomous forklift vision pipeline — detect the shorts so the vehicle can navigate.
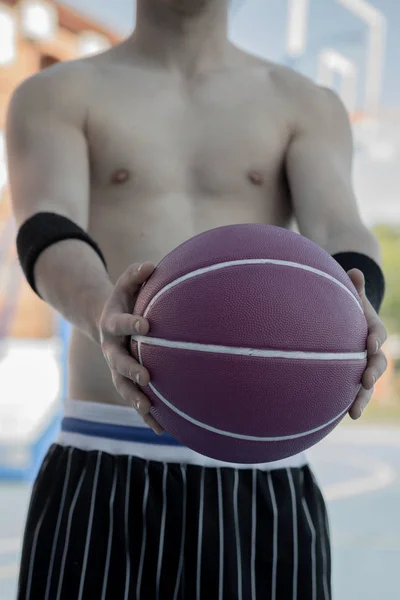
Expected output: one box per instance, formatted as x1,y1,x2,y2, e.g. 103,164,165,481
17,401,331,600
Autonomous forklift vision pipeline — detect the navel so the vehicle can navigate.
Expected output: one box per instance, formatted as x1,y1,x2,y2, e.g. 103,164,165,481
111,168,131,185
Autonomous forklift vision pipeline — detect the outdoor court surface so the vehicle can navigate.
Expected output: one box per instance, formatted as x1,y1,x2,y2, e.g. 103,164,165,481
1,422,399,600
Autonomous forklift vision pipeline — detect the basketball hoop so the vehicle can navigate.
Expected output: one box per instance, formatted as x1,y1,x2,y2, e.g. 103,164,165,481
351,113,397,163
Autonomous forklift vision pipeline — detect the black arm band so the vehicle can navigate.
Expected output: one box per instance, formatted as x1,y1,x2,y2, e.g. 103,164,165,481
332,251,385,313
16,212,108,297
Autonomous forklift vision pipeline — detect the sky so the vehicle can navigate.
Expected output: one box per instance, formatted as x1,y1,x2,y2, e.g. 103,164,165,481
59,0,400,224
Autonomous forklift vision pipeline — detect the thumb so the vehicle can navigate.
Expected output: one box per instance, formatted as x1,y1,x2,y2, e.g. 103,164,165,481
347,268,365,296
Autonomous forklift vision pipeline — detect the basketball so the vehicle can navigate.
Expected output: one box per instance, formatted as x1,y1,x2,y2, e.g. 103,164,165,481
131,224,368,463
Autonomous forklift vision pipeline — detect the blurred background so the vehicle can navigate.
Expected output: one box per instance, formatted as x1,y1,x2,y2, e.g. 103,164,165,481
0,1,399,598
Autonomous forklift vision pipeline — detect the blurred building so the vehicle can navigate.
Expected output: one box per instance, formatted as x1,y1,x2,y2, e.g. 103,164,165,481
0,0,120,339
0,0,119,479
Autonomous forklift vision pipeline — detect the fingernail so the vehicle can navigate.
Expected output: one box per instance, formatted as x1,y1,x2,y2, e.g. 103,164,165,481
136,373,141,385
137,263,144,273
372,376,376,386
135,320,142,334
360,399,370,416
375,340,380,353
135,400,141,412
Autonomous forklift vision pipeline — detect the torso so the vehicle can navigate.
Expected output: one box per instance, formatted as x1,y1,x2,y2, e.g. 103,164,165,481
66,45,299,404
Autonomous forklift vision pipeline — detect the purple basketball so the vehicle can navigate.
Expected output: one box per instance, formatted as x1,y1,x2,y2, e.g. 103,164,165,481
131,224,368,464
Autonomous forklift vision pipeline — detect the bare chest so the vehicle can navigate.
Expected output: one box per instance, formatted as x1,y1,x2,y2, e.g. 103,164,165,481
87,69,291,195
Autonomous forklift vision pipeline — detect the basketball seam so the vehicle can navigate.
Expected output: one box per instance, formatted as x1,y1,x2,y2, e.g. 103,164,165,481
142,259,363,318
143,372,358,442
133,335,367,360
136,341,362,442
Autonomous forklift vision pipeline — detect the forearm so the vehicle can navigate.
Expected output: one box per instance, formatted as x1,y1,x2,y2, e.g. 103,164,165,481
321,224,382,266
34,239,114,344
322,225,385,313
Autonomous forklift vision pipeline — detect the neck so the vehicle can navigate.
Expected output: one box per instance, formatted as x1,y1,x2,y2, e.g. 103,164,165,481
130,0,230,76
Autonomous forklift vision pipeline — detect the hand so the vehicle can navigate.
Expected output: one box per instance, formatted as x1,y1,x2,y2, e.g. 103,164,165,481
98,262,164,435
347,269,388,420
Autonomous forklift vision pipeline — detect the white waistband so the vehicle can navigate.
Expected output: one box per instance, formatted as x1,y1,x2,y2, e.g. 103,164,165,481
58,399,308,470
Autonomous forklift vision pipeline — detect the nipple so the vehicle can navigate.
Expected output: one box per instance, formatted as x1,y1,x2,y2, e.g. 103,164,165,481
112,169,131,185
248,170,264,186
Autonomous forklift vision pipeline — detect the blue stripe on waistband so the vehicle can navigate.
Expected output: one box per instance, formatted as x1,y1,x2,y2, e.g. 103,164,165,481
61,417,185,447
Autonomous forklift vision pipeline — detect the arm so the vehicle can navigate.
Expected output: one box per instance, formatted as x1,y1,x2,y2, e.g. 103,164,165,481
286,87,387,418
286,87,381,261
6,70,163,432
6,70,113,343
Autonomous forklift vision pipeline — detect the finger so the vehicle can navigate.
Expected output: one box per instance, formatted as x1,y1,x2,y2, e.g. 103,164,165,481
366,323,388,355
361,349,388,390
347,269,388,352
347,268,365,296
112,373,164,435
105,344,150,385
348,269,377,328
117,262,155,296
113,372,149,410
131,387,165,436
111,371,143,407
349,386,374,420
104,313,149,338
348,268,376,320
143,413,165,436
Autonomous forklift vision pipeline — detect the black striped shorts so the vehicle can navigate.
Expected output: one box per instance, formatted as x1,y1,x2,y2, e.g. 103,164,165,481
18,445,331,600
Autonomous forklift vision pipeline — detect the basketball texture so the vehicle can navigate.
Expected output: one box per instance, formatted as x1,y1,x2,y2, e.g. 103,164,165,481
131,224,368,463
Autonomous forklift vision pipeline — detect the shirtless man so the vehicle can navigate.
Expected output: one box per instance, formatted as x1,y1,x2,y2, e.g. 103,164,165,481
6,0,387,598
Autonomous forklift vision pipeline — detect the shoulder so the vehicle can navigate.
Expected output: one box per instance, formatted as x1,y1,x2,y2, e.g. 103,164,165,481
271,63,347,115
237,50,349,128
8,58,101,123
269,64,351,132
